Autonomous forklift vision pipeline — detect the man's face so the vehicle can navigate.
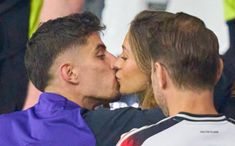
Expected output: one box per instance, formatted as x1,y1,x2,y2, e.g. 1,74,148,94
75,32,119,100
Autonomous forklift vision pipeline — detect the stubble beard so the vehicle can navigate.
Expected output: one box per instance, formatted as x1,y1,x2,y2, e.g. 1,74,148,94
156,92,169,117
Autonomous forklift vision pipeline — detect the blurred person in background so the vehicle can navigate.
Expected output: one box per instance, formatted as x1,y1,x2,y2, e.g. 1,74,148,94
220,0,235,118
0,0,30,114
83,0,104,19
224,0,235,48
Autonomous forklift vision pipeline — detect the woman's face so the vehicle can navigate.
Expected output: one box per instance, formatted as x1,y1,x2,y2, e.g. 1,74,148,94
114,34,149,94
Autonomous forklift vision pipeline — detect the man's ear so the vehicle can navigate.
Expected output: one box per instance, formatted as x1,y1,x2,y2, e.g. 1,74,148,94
215,58,224,83
60,64,79,84
154,62,167,89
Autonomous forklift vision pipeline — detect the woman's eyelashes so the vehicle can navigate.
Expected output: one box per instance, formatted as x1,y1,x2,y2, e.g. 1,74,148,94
120,53,128,61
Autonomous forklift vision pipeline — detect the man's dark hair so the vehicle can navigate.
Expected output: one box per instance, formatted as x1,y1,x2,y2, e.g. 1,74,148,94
149,12,220,90
25,12,105,91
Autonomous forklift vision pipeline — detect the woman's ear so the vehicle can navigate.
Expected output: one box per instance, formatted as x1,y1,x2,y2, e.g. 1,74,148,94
60,63,79,84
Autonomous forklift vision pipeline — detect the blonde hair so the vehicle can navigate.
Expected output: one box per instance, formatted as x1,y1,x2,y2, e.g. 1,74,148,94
127,33,156,109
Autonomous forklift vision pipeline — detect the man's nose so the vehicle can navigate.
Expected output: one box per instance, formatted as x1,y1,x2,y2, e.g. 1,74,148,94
106,52,117,69
113,56,123,71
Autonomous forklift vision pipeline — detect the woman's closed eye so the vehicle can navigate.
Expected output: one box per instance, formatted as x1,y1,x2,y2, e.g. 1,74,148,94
119,54,128,61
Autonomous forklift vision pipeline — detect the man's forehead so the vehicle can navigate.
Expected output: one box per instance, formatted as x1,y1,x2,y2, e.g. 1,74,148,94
78,33,106,55
88,32,106,49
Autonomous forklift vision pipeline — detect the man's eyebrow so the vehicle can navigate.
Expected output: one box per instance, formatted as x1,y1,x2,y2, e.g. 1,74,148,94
96,44,106,50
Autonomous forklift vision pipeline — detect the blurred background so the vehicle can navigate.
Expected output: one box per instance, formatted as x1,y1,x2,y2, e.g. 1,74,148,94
97,0,229,56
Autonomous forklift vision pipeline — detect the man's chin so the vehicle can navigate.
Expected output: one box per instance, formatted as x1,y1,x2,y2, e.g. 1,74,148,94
104,92,121,103
95,91,121,103
93,94,121,109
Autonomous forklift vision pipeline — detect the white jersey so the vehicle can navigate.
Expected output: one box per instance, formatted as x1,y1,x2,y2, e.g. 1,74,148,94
117,112,235,146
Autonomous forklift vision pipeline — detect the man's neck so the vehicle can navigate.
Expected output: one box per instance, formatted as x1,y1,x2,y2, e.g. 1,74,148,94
45,86,84,108
167,88,218,116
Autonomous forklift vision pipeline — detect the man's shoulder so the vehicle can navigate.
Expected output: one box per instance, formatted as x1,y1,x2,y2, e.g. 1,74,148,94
116,116,176,146
0,109,30,126
227,117,235,125
117,113,235,146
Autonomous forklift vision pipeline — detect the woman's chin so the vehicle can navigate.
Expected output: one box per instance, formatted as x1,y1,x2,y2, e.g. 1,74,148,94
119,88,134,95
